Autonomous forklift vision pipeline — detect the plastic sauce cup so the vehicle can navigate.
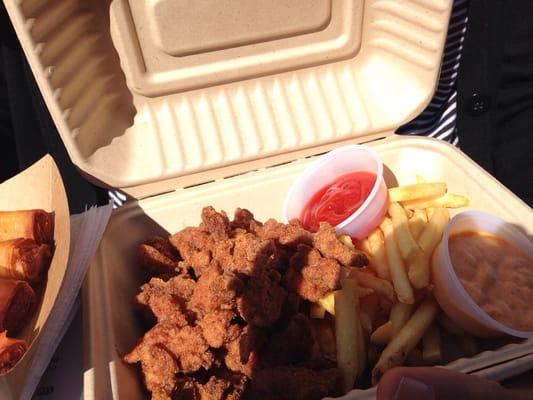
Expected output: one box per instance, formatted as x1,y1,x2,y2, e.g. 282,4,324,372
432,210,533,338
283,144,388,239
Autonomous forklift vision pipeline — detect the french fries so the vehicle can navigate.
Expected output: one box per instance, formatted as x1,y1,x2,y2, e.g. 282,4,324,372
335,277,366,393
366,228,391,281
372,298,439,384
408,209,427,240
326,178,473,392
380,218,415,304
390,302,414,337
389,183,447,202
352,269,395,302
422,323,442,365
408,207,450,289
388,202,421,261
318,292,336,315
370,321,391,345
403,192,470,209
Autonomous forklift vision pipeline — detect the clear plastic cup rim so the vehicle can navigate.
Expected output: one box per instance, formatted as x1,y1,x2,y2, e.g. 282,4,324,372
282,144,385,236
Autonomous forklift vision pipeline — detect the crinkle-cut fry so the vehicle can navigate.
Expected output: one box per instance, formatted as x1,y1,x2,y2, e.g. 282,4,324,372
457,334,478,358
370,321,391,345
388,183,447,203
352,269,395,302
437,314,464,335
372,298,438,384
408,208,450,289
318,292,336,315
367,228,391,281
408,209,427,241
402,193,470,209
390,302,414,337
422,323,442,365
388,202,421,261
310,303,326,319
380,218,414,305
335,277,366,393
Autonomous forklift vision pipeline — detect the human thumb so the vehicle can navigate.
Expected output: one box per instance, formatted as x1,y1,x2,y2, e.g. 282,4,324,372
376,366,532,400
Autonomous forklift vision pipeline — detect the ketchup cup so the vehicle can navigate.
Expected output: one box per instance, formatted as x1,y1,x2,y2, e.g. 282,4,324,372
283,144,388,239
432,210,533,338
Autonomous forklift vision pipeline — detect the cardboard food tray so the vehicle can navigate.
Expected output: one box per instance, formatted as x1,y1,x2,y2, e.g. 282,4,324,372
4,0,451,199
0,155,70,400
84,135,533,400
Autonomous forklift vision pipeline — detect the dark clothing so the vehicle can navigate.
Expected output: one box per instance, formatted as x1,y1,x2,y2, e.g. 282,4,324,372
456,0,533,205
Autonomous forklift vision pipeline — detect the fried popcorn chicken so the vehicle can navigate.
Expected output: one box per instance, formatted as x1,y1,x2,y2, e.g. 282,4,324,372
170,227,215,277
190,265,244,316
284,244,342,302
135,275,196,326
128,207,356,400
138,235,180,275
313,222,368,267
198,310,241,348
202,206,231,241
237,270,287,327
124,324,214,375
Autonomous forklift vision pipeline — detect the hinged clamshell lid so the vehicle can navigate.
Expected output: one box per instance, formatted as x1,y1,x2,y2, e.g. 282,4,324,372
4,0,452,198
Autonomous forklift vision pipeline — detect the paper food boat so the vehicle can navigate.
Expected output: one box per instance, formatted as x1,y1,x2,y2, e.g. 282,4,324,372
3,0,533,399
0,155,70,399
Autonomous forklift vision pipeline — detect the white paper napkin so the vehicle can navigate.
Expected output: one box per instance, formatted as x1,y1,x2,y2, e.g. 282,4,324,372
20,205,112,400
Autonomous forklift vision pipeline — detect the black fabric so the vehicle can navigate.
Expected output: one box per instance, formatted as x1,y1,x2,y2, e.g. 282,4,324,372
457,0,533,205
0,4,106,214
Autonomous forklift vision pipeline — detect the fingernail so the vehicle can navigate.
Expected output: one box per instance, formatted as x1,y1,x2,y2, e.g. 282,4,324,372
393,377,434,400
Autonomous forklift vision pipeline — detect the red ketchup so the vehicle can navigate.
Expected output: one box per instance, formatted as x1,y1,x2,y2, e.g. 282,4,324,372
301,171,376,232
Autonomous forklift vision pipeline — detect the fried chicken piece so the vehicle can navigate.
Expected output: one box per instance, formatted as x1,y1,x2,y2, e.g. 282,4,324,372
230,208,260,233
262,313,314,366
196,373,247,400
124,324,213,374
170,227,215,277
224,326,265,377
135,275,196,326
174,377,200,400
190,265,244,316
237,270,287,327
138,235,180,275
199,310,242,348
202,207,231,241
259,219,312,247
252,366,342,400
134,345,178,400
313,222,368,267
284,245,342,302
213,233,279,276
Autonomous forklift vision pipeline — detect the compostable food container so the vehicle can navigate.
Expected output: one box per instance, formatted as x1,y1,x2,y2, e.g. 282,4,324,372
0,156,70,400
3,0,533,399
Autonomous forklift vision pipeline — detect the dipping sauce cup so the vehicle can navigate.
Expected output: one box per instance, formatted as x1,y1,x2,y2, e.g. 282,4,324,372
432,210,533,338
283,144,388,239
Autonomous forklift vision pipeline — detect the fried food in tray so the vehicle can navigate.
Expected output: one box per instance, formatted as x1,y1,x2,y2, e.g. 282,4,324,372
125,206,368,400
0,210,54,245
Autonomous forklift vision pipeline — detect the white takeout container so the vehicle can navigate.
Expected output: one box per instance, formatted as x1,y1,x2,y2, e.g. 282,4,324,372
283,144,388,239
432,211,533,339
3,0,533,399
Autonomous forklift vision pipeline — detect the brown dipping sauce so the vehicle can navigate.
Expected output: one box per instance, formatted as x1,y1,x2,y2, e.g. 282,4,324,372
449,231,533,332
